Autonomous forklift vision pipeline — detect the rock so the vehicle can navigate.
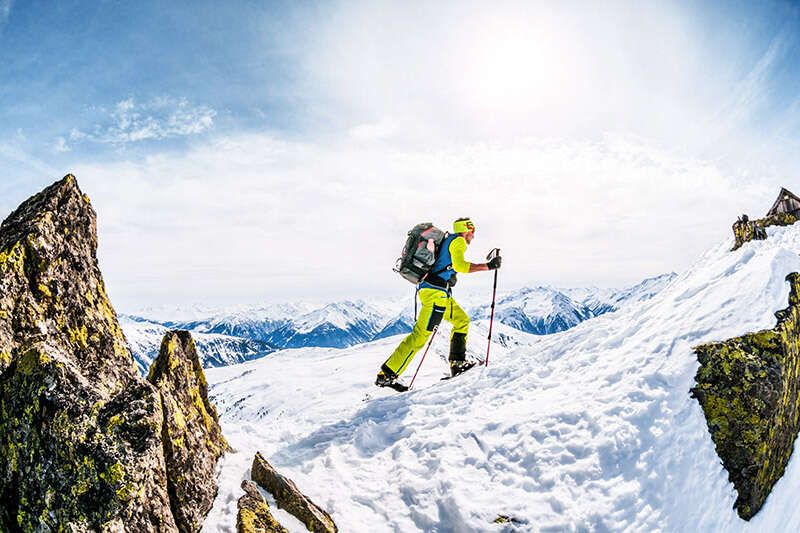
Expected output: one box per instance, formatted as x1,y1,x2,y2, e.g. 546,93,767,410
0,175,177,530
692,272,800,519
237,480,288,533
251,452,337,533
147,330,229,532
731,212,797,251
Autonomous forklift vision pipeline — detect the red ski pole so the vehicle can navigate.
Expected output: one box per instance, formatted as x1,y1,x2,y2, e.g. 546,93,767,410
409,326,438,390
485,248,500,367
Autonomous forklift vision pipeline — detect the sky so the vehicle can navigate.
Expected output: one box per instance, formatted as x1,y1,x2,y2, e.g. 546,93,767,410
2,0,800,310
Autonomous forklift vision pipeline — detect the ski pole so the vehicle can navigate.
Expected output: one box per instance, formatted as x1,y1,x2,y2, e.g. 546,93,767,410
485,248,500,367
409,326,438,390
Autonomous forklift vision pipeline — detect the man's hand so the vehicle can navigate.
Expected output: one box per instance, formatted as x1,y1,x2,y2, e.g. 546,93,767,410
487,256,502,270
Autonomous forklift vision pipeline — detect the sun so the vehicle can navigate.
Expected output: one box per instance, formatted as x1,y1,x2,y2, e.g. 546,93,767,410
453,15,579,118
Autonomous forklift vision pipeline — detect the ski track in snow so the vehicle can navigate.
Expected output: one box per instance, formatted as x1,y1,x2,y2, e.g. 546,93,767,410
203,225,800,532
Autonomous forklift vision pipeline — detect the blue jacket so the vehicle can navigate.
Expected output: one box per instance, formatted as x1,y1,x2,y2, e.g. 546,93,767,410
420,234,469,291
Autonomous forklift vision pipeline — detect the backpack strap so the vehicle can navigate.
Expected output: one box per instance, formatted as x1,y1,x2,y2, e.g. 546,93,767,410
429,232,452,277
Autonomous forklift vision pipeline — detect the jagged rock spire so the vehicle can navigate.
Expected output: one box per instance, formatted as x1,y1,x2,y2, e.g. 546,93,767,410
148,330,229,531
0,173,134,388
0,175,179,530
0,176,229,531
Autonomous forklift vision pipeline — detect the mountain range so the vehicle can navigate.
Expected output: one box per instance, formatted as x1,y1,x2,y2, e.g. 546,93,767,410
121,273,676,373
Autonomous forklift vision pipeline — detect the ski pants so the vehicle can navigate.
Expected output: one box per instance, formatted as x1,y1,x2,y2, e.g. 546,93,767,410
381,288,469,377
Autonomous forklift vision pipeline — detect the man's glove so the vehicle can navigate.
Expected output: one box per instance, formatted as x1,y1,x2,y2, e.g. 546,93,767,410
487,256,502,270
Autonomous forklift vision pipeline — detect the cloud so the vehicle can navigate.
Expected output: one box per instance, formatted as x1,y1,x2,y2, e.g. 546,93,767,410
348,118,398,141
53,136,70,153
711,29,791,135
66,131,772,310
71,97,216,146
287,0,800,175
295,2,710,143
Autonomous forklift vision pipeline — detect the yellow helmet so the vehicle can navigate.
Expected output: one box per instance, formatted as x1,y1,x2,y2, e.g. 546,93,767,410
453,218,475,234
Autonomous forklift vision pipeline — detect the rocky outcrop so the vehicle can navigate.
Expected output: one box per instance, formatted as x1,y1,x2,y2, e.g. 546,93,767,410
251,452,338,533
237,480,288,533
0,175,176,530
731,212,797,251
148,330,229,531
0,175,227,531
692,272,800,519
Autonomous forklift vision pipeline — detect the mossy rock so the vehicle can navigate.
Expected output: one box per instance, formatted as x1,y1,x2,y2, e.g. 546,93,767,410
731,212,798,251
237,480,288,533
0,343,176,531
0,176,177,531
692,272,800,519
148,330,229,532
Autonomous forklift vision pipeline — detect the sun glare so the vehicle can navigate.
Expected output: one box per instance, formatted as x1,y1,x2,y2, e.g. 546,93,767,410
455,15,579,119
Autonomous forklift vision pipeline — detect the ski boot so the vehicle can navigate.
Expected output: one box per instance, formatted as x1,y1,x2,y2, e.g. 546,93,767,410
447,332,475,378
375,370,409,392
449,360,477,378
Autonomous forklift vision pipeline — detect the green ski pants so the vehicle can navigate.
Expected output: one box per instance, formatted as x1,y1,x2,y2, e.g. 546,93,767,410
381,288,470,377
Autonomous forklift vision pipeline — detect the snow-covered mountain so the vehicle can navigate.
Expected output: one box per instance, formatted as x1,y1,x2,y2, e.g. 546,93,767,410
469,273,677,335
202,224,800,531
472,286,593,334
120,315,275,375
263,300,387,349
586,272,678,311
162,302,318,342
122,276,674,372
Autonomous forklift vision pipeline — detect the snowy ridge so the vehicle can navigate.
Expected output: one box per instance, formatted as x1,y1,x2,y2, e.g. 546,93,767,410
472,286,593,335
120,315,275,374
126,276,673,365
264,300,386,348
469,274,676,336
203,224,800,531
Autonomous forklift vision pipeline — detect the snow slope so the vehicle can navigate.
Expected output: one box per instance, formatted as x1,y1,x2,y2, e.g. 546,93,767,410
561,272,677,316
201,223,800,531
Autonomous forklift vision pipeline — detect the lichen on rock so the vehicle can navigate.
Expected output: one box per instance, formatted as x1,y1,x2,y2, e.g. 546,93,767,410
692,272,800,519
0,175,177,530
237,480,288,533
731,212,798,251
147,330,229,532
251,452,338,533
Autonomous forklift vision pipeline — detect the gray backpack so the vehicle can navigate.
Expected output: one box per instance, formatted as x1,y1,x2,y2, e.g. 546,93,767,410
394,223,447,284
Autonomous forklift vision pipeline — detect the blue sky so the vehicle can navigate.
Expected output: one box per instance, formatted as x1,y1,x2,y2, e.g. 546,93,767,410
2,0,800,310
0,1,304,155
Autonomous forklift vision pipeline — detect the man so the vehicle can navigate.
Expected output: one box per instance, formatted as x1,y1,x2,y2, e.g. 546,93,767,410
375,217,502,391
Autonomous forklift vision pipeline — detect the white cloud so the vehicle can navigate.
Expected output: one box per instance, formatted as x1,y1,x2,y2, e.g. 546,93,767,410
298,2,703,141
710,29,790,136
67,131,775,310
53,136,70,153
348,118,398,141
71,97,216,145
15,2,796,310
290,0,800,172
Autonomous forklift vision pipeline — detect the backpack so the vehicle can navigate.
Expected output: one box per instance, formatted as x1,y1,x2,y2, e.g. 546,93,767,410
394,223,448,284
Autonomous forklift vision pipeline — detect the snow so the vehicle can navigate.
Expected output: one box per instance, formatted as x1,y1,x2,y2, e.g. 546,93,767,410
290,300,384,334
120,315,274,374
201,224,800,531
122,277,674,371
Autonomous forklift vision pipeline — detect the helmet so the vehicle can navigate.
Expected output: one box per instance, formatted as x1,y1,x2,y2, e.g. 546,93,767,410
453,218,475,234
